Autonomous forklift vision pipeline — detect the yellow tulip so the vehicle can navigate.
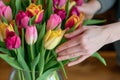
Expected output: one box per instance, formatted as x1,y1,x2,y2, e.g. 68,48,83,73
0,23,14,41
44,29,65,50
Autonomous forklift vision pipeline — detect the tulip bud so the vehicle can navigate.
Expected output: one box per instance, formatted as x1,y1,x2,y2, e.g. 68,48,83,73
70,6,80,16
53,0,66,9
0,23,14,41
54,9,66,20
47,14,62,31
16,11,30,28
25,26,37,45
0,2,12,22
65,13,84,29
44,29,65,50
74,0,83,6
26,3,44,24
5,31,21,50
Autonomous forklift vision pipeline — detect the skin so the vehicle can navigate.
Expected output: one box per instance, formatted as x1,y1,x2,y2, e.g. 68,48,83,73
56,0,120,67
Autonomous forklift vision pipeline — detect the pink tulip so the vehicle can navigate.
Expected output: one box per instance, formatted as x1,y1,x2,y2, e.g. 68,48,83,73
54,9,66,20
47,14,62,30
70,6,80,16
16,11,30,28
53,0,66,8
25,26,37,45
5,30,21,50
0,1,12,22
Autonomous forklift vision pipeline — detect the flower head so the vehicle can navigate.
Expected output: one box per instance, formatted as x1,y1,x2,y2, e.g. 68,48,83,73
25,26,38,45
70,6,80,16
16,11,30,28
47,14,62,31
26,3,44,24
54,9,66,20
0,1,12,22
44,29,65,50
65,13,84,29
5,30,21,50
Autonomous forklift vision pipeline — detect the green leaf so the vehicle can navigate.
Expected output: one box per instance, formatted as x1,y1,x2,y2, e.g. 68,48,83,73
38,45,46,76
29,16,36,26
9,0,16,18
44,0,53,21
16,48,32,80
36,0,44,6
1,16,8,24
0,54,22,70
52,50,67,78
0,47,11,55
0,41,5,48
36,23,46,53
92,52,107,66
15,0,21,14
65,0,70,19
83,19,106,26
36,68,59,80
14,22,19,35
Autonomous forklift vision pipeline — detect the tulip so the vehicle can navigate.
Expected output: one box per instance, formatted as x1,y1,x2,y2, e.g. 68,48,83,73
65,13,84,29
53,0,66,9
16,11,30,28
25,26,37,45
54,9,66,20
47,14,62,30
70,6,80,16
0,23,14,41
44,29,65,50
0,2,12,22
5,31,21,50
26,3,44,24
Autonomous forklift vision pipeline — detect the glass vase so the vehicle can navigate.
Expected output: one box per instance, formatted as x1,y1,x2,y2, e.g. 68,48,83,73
9,69,63,80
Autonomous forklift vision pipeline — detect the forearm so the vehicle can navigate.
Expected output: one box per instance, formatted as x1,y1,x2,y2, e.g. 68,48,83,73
103,22,120,44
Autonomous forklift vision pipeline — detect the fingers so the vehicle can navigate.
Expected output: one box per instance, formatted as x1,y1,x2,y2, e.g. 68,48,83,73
57,52,82,61
56,36,81,53
57,45,82,56
65,27,85,39
68,55,89,67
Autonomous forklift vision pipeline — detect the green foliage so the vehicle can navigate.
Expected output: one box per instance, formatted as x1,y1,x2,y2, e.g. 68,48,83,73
92,52,107,66
0,54,22,70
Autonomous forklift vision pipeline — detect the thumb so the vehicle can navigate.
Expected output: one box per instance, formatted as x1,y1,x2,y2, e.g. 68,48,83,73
65,27,86,38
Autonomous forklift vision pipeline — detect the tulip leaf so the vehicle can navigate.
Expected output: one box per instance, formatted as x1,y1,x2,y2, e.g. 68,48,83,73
52,50,67,79
92,52,107,66
36,0,44,7
44,0,53,21
16,48,32,80
14,22,19,35
29,16,36,26
83,19,106,26
9,0,16,18
0,54,22,70
1,16,8,24
38,42,46,76
0,47,11,55
15,0,21,15
36,23,46,53
36,68,59,80
65,0,70,19
0,41,5,48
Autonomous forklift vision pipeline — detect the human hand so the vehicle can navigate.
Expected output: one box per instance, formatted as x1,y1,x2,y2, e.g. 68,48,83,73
77,0,101,19
56,26,109,66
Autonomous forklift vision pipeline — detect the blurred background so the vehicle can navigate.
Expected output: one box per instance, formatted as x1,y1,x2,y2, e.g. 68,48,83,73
0,1,120,80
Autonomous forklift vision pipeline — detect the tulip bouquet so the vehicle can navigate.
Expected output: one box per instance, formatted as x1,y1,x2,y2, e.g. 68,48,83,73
0,0,106,80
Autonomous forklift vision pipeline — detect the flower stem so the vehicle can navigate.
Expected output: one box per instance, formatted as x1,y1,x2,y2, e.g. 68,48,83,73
30,45,34,61
22,29,24,53
29,0,31,4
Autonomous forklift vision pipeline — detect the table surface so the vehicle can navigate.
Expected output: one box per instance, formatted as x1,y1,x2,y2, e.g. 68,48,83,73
0,51,120,80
